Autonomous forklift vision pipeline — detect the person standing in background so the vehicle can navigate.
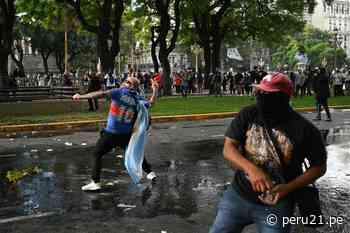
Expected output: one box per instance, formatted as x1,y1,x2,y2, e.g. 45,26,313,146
87,73,102,111
313,67,332,121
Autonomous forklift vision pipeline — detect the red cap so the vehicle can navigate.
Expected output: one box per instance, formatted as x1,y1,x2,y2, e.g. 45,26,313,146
253,72,293,97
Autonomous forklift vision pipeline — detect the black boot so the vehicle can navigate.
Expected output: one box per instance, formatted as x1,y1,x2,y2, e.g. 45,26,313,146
313,104,321,121
324,105,332,121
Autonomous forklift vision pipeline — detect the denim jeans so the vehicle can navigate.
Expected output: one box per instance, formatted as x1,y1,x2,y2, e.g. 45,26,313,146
209,185,294,233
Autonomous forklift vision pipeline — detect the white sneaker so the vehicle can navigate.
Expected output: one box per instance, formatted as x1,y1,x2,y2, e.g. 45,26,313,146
81,180,101,191
146,172,157,181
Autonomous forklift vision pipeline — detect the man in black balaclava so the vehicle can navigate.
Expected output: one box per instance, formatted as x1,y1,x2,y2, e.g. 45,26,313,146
209,72,327,233
254,73,293,127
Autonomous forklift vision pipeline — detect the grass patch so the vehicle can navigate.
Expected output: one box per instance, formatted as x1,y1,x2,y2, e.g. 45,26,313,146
1,95,350,125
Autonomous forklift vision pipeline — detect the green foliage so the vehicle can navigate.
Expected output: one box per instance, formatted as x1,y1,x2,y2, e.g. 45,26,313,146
15,0,99,72
122,3,149,50
221,0,307,47
6,166,41,183
68,32,97,69
271,25,347,69
17,0,67,30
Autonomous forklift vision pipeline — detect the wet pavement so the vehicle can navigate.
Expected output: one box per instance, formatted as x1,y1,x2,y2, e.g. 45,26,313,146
0,109,350,233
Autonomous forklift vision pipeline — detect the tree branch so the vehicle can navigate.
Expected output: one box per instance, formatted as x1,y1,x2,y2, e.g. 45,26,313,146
10,52,20,66
65,0,98,33
166,0,180,55
0,0,9,19
111,0,124,56
213,0,231,21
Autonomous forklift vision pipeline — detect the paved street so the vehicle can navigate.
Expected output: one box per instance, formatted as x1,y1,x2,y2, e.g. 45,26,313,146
0,109,349,233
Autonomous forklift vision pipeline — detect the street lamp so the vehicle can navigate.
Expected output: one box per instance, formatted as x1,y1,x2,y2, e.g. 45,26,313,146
191,44,201,73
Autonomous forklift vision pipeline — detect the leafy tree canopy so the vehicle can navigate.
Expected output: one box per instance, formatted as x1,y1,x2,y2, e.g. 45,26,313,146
271,25,346,69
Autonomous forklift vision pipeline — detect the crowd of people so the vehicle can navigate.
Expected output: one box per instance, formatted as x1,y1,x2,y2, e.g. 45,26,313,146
8,64,350,100
9,70,79,88
171,66,267,97
289,66,350,97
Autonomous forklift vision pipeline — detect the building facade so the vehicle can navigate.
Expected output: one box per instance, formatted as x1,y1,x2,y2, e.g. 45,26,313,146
306,0,350,56
131,46,191,73
8,38,59,75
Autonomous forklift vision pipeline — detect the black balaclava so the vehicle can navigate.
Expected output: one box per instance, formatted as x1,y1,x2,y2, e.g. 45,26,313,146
256,91,292,127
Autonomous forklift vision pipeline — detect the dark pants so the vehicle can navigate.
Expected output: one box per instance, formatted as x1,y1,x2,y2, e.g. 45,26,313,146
295,84,305,97
315,96,331,119
175,85,181,93
181,85,188,97
88,98,99,111
92,130,152,182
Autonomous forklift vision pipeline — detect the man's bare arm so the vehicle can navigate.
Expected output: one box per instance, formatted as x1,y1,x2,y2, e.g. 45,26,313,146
223,137,273,193
72,89,112,100
284,164,326,193
260,163,326,205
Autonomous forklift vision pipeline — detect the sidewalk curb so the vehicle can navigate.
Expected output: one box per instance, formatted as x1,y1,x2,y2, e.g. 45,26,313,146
1,105,350,134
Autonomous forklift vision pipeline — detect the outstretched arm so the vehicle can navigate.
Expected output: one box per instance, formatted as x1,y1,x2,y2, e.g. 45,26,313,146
72,89,112,100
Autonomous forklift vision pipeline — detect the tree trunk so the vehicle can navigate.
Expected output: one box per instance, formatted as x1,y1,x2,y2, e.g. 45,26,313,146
97,36,114,73
203,44,211,88
41,52,50,74
198,37,223,78
55,50,65,74
66,0,123,74
19,63,25,77
159,51,172,95
212,38,222,73
0,53,9,88
192,0,231,84
155,0,181,96
10,55,25,77
0,0,15,89
11,47,25,76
